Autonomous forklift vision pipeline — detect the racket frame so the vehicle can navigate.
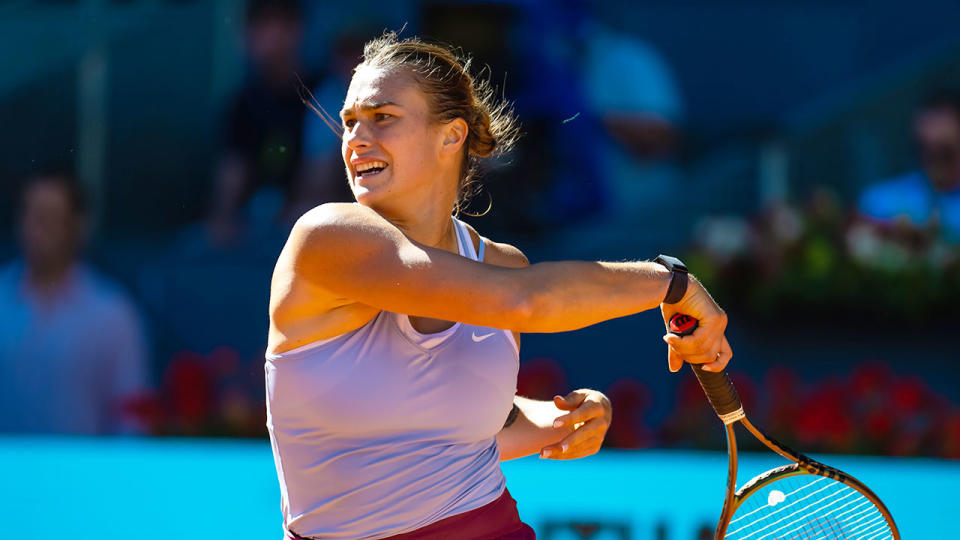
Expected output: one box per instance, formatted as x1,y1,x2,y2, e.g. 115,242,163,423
714,414,901,539
666,313,899,539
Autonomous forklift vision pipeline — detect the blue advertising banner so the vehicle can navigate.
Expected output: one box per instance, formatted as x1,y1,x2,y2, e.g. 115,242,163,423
0,437,953,539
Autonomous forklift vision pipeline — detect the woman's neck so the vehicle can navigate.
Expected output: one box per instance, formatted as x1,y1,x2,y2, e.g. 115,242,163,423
387,204,460,254
373,172,462,253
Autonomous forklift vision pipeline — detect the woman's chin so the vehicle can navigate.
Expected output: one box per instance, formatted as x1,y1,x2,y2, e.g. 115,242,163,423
352,185,389,209
351,173,390,202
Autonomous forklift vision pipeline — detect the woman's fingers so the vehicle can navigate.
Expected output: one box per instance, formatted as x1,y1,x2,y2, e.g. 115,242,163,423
659,277,733,373
551,398,606,429
703,335,733,372
540,418,607,459
542,389,612,459
552,391,587,412
667,345,684,373
665,342,721,364
663,315,725,356
543,393,612,459
542,436,605,460
666,333,732,372
662,311,728,371
664,332,723,360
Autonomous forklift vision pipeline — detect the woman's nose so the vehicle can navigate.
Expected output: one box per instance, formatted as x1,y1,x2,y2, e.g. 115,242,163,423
344,122,371,150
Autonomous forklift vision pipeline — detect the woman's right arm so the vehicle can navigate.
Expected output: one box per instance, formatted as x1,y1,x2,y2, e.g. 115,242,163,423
293,203,730,369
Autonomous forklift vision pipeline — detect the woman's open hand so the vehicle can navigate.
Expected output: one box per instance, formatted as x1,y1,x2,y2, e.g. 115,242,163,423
539,389,612,460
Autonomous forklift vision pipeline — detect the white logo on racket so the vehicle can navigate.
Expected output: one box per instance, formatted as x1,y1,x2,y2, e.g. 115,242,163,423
472,331,496,342
768,490,786,506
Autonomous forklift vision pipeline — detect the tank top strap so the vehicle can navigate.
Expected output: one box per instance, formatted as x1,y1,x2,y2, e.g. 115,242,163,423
452,217,483,262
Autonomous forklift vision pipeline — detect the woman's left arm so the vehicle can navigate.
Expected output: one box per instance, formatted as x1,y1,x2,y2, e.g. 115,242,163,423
473,233,613,460
497,390,612,461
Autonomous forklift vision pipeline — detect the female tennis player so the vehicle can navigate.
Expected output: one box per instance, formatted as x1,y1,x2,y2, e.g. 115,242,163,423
265,33,732,539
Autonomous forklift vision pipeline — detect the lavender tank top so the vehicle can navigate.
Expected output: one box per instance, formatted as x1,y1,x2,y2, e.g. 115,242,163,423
265,218,519,539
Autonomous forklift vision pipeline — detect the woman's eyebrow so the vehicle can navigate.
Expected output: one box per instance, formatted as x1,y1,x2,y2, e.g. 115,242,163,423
340,101,399,118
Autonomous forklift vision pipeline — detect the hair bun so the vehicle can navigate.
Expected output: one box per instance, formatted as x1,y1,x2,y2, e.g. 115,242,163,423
468,108,498,158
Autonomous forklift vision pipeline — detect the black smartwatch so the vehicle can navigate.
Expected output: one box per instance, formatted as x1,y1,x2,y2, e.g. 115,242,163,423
654,254,689,304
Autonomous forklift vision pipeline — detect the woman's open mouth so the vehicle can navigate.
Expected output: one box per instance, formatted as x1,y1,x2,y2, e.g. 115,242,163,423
355,161,388,179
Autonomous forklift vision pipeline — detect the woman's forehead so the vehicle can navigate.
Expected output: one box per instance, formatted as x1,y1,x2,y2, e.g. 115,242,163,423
342,65,420,113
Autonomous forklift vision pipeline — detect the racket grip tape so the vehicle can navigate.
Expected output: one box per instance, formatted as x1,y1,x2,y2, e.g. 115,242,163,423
668,313,744,421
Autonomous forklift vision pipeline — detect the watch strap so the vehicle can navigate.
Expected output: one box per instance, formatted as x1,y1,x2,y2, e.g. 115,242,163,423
664,269,688,304
654,254,689,305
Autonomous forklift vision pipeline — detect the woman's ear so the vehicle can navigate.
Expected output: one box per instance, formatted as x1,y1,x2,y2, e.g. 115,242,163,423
440,118,469,156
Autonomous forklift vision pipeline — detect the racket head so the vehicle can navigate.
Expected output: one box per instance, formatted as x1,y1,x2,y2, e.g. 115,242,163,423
721,463,899,539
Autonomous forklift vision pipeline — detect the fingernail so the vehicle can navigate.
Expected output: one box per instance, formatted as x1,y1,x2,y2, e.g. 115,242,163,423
702,365,713,372
561,443,569,453
553,419,563,429
540,449,552,458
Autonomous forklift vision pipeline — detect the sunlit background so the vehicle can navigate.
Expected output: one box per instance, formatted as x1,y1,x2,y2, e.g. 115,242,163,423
2,0,959,538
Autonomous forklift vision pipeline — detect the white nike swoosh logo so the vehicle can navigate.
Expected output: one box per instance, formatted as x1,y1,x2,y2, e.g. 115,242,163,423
472,331,496,342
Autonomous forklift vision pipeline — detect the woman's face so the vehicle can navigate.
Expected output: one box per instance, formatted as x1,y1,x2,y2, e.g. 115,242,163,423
340,65,458,213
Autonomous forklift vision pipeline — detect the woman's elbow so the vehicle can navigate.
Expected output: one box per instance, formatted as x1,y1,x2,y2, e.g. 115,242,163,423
500,286,538,332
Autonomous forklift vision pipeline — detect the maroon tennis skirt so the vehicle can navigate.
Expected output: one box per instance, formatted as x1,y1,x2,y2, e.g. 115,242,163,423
287,488,535,540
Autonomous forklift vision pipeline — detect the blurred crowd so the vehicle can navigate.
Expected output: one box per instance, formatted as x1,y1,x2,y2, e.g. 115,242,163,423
685,93,960,322
1,0,958,459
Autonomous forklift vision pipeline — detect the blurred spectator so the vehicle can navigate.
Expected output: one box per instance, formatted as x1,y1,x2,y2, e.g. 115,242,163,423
579,20,684,224
208,0,317,244
0,171,149,434
858,91,960,243
521,11,686,255
504,2,606,233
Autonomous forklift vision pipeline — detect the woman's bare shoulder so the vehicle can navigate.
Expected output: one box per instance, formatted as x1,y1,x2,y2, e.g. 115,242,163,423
459,222,530,269
295,202,386,234
269,203,383,353
287,202,406,258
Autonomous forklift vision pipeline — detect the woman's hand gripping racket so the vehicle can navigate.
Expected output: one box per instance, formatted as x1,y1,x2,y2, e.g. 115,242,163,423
668,313,900,540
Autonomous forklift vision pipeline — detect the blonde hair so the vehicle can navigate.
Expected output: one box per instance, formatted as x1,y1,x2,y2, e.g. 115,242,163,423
309,32,520,215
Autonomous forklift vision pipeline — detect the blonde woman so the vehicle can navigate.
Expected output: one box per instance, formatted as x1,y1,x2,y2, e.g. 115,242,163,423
265,34,732,539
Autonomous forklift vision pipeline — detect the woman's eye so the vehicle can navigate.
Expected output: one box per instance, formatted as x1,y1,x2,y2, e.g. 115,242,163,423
374,113,392,121
342,119,356,130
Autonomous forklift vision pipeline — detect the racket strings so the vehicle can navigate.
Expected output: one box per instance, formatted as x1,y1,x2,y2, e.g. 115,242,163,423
725,474,894,540
729,477,830,527
734,485,860,539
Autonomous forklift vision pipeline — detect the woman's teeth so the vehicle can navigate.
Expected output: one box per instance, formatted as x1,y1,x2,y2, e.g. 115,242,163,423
356,161,388,177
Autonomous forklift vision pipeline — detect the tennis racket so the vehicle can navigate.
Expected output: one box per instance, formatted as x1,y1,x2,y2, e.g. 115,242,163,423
668,313,900,540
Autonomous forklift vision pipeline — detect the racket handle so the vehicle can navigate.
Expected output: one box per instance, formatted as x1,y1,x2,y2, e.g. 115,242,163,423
668,313,744,422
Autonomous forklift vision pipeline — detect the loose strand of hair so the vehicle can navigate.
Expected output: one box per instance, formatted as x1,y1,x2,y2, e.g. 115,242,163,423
294,73,343,139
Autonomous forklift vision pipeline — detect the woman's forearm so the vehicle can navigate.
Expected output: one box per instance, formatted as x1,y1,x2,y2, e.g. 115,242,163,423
292,205,673,335
496,396,573,461
513,261,672,333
